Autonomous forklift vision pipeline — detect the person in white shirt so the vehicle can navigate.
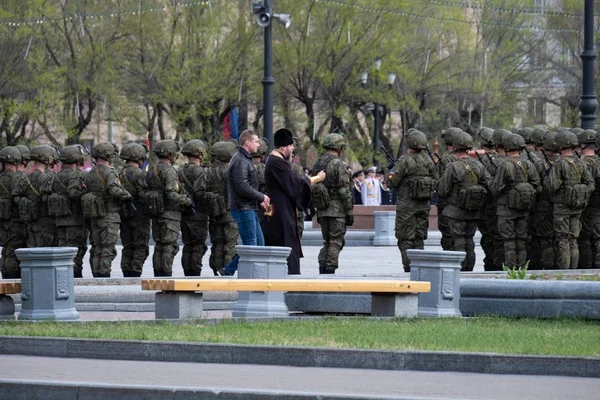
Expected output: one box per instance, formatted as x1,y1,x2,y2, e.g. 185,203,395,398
361,166,381,205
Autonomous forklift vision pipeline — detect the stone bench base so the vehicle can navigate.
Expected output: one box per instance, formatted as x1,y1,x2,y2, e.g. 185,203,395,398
155,292,204,320
0,294,15,320
286,292,419,317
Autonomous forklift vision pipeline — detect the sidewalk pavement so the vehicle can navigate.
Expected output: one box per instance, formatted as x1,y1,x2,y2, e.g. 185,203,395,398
1,355,598,400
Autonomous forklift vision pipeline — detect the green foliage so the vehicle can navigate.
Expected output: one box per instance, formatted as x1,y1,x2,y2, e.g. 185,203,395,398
502,260,530,279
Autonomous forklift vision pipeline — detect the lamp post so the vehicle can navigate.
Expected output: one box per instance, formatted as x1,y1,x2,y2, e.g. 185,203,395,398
579,0,597,129
251,1,291,149
361,58,396,165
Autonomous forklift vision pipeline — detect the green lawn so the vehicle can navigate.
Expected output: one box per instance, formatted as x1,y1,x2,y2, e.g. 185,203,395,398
1,317,599,357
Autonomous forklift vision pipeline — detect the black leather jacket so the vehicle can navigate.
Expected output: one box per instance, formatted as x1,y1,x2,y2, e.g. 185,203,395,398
227,148,265,211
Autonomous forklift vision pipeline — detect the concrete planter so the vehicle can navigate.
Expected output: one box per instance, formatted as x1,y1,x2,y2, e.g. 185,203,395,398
460,279,600,319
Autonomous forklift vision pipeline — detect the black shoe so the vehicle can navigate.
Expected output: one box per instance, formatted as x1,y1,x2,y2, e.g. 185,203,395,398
122,270,142,277
218,268,234,276
73,271,83,278
319,267,335,274
94,273,111,278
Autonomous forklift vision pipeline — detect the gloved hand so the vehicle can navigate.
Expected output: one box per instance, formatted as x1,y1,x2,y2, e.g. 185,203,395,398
345,215,354,226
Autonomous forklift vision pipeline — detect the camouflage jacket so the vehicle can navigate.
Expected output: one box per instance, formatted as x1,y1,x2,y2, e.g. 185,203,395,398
120,165,148,219
491,155,541,217
435,153,458,208
437,156,491,220
84,164,131,214
13,168,54,218
147,161,190,218
312,153,352,218
205,160,234,223
54,166,87,225
386,151,437,212
543,155,595,215
178,163,208,220
582,154,600,209
0,169,24,219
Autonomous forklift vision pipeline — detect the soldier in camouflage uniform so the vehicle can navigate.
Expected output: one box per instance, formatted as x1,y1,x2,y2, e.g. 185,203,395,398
475,127,499,270
83,143,132,277
577,130,600,269
544,131,594,269
178,139,209,276
53,145,88,278
437,131,491,271
436,128,460,250
491,134,541,268
292,137,306,238
118,143,150,277
147,140,192,276
532,132,559,269
253,138,268,221
205,141,239,275
311,133,353,274
386,129,437,271
528,128,550,268
12,145,57,248
0,147,26,278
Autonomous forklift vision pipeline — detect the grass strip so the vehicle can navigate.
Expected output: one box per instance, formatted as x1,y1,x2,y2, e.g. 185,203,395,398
1,317,599,357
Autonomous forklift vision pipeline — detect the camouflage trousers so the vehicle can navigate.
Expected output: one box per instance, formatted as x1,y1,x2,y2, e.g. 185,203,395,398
181,218,209,276
120,216,151,277
297,209,305,239
0,219,9,246
0,220,27,279
89,213,120,277
396,208,429,272
498,214,528,268
486,206,504,271
57,224,88,278
578,207,600,269
27,217,55,248
532,208,555,270
318,217,346,273
208,220,238,274
437,206,453,250
554,212,582,269
447,217,478,271
152,217,181,277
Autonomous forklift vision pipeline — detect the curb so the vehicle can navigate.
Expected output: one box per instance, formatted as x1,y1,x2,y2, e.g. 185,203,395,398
0,380,447,400
0,336,598,378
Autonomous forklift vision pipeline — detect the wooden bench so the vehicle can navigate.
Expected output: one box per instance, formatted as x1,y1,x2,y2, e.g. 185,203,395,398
142,279,431,319
0,281,21,320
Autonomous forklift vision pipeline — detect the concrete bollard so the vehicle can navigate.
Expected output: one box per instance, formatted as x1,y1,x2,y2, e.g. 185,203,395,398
408,249,464,317
16,247,80,321
373,211,396,246
232,245,291,318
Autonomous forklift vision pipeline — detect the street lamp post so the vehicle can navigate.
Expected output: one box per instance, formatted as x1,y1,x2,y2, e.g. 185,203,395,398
580,0,597,129
361,58,396,165
251,1,291,149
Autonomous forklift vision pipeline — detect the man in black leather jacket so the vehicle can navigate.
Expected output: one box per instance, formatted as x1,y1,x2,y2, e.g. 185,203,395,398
219,130,271,276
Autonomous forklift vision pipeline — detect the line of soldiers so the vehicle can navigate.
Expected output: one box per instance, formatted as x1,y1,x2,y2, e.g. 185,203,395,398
386,125,600,272
0,139,246,279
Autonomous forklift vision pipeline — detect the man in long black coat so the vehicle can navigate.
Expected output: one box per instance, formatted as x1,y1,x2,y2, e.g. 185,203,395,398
262,128,325,274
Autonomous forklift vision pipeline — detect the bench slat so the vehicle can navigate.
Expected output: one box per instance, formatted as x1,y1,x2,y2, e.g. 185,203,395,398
141,279,430,293
0,282,21,295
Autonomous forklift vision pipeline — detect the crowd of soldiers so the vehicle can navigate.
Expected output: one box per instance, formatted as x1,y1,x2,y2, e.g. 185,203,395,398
0,131,357,279
386,125,600,272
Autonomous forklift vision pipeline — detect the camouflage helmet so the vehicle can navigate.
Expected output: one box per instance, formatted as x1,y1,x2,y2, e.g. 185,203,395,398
570,127,584,135
92,142,119,161
441,127,462,146
595,132,600,150
15,144,30,163
120,142,148,163
452,131,474,151
516,127,534,144
555,130,579,150
492,129,511,148
30,144,57,165
503,134,526,152
577,129,597,146
210,141,237,162
323,133,347,152
252,138,268,158
594,124,600,134
59,144,88,164
153,139,180,161
0,146,22,165
477,127,495,147
543,132,559,152
406,129,428,150
181,139,208,159
531,128,549,147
